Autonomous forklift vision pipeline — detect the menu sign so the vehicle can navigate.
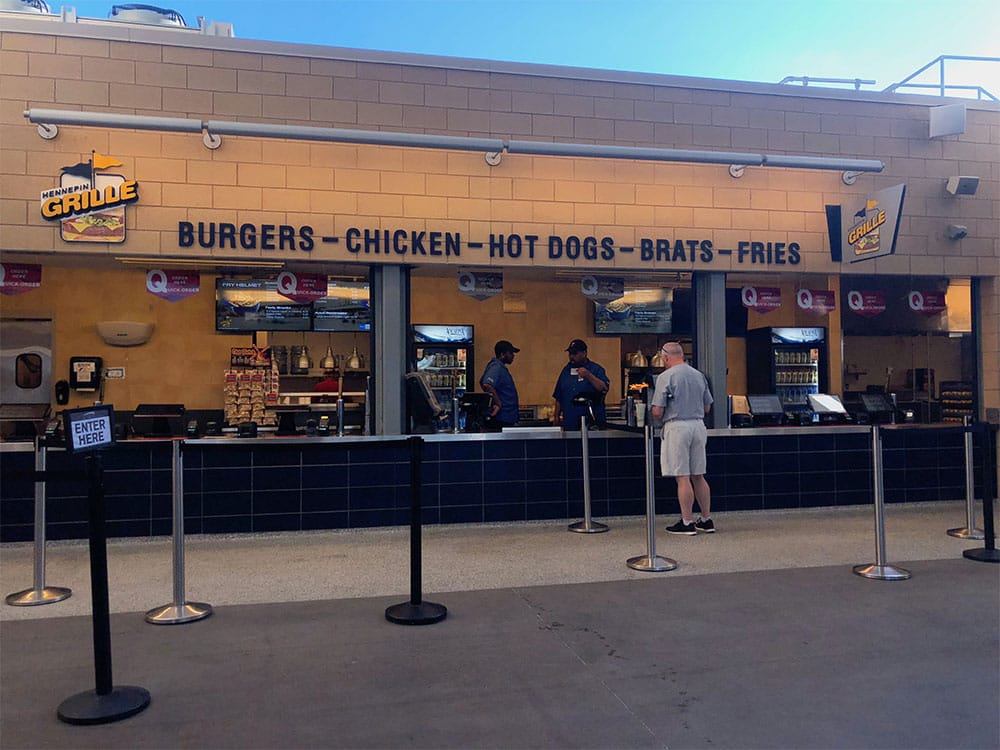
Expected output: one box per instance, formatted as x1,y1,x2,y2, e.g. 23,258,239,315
0,263,42,295
277,271,327,303
146,269,200,302
796,289,835,315
908,290,947,315
458,271,503,301
741,286,781,313
580,275,625,303
846,290,886,317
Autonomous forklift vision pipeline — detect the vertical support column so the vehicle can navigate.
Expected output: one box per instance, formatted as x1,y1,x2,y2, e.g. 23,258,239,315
693,272,727,429
371,265,410,436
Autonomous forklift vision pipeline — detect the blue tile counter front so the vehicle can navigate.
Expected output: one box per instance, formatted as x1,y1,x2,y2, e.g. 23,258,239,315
0,424,987,542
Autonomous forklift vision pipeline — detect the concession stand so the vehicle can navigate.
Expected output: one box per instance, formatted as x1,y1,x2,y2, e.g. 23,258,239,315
1,6,997,541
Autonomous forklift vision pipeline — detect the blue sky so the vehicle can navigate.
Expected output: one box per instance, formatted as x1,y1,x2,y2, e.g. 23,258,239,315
66,0,1000,98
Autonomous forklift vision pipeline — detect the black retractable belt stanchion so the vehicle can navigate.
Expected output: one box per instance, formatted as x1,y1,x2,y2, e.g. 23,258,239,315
385,436,447,625
6,438,72,607
963,423,1000,564
145,440,213,624
853,425,910,581
948,416,985,540
58,453,150,725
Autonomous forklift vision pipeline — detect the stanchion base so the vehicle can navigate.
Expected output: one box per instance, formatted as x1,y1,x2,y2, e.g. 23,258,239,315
385,600,447,625
5,586,71,607
144,601,213,625
963,548,1000,563
568,520,609,533
57,685,150,725
947,527,985,540
627,554,677,572
852,563,911,580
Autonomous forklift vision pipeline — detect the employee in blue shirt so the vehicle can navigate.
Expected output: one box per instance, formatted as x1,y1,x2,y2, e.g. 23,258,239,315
480,340,520,427
552,339,609,429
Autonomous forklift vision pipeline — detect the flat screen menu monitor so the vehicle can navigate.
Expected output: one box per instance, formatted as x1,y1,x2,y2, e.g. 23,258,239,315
594,288,672,335
860,392,894,413
312,280,371,332
216,279,311,333
808,393,847,414
747,394,784,415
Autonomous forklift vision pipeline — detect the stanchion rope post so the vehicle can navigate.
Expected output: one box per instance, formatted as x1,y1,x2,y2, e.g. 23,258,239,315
5,437,72,607
627,421,677,572
385,436,447,624
853,424,910,581
57,451,150,725
963,422,1000,564
145,439,213,624
569,409,608,533
948,416,985,540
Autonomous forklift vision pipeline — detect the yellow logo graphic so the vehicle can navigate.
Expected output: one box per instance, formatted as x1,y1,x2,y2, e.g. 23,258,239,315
848,199,886,257
40,151,138,243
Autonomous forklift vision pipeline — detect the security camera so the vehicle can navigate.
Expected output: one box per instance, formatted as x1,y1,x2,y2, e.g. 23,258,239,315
945,176,979,196
945,224,968,241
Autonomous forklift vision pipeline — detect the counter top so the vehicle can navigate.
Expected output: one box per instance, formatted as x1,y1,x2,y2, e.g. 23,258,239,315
3,422,973,452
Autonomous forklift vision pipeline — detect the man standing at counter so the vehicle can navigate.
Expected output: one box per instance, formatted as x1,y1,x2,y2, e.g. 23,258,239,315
552,339,609,429
480,340,520,427
651,342,715,535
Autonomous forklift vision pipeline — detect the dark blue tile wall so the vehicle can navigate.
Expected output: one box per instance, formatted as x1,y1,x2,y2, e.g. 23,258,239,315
1,426,992,542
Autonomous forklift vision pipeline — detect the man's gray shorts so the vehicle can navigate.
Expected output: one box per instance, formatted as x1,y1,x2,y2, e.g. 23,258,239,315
660,419,708,477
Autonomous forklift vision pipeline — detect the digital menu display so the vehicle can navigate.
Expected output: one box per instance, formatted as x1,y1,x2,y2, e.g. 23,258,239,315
216,279,311,333
313,280,371,332
594,288,673,335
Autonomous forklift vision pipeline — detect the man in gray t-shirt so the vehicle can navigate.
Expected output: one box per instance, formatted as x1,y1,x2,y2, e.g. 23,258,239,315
650,342,715,535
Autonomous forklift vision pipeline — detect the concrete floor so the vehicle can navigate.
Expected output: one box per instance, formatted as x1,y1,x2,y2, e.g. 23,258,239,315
1,502,998,749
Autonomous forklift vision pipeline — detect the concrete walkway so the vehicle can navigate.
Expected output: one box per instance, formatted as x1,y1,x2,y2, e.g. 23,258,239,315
1,502,998,749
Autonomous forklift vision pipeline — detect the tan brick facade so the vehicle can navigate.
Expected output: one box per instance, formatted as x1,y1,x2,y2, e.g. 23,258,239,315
0,16,997,414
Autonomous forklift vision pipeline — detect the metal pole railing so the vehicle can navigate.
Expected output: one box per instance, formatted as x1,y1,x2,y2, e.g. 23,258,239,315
6,439,72,607
627,421,676,572
145,440,212,625
569,414,608,533
948,416,984,540
853,425,910,580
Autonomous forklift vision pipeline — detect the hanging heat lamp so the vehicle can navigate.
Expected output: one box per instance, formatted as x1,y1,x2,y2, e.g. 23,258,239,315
296,333,311,372
320,335,336,370
347,335,361,370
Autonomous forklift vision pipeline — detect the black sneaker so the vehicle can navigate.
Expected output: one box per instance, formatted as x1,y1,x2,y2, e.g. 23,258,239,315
695,517,716,533
665,520,697,535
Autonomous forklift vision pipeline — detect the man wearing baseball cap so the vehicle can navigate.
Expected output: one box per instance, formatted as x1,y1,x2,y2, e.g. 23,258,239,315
552,339,609,429
479,340,520,427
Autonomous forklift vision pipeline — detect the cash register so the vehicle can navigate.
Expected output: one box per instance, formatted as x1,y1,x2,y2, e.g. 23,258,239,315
807,393,850,424
747,394,784,426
